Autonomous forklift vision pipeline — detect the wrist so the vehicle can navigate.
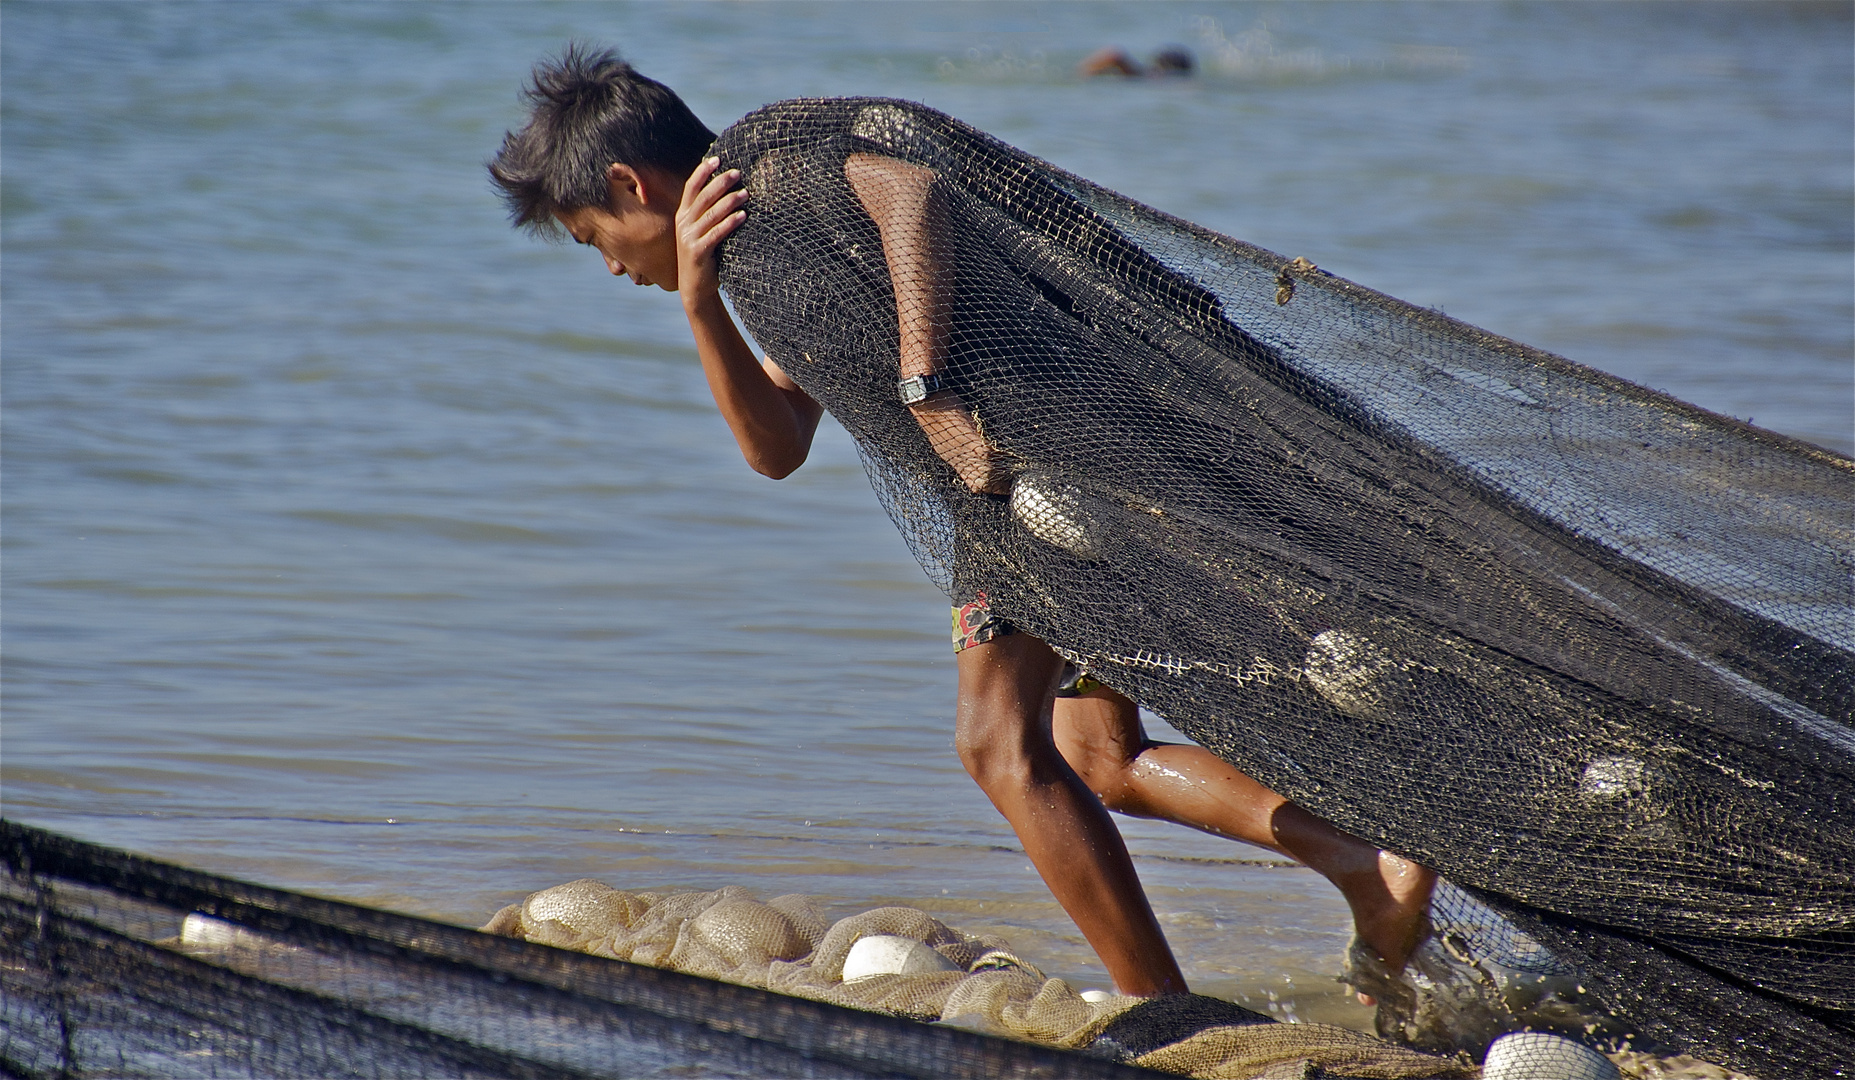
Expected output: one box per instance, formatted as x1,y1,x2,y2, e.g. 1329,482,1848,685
899,372,955,407
906,392,965,414
682,286,727,320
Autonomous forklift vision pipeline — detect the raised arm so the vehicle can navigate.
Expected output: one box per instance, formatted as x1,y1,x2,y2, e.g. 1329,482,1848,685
845,154,1009,495
676,158,823,479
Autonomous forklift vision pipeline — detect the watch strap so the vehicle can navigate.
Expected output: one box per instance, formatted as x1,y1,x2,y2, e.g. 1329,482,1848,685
898,372,951,406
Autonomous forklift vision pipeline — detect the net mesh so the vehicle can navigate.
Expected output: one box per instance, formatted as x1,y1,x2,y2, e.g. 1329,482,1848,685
707,97,1855,1079
0,821,1164,1079
479,877,1478,1078
3,821,1489,1080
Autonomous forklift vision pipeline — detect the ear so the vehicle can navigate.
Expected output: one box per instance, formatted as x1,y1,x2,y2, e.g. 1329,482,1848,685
605,162,649,210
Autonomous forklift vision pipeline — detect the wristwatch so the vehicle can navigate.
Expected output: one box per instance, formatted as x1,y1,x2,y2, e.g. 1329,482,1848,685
897,372,951,406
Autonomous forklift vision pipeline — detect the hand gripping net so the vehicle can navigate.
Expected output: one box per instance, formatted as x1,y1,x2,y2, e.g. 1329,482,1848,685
710,97,1855,1077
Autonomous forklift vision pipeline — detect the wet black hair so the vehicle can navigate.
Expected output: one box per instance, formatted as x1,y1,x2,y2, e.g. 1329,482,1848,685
488,44,715,237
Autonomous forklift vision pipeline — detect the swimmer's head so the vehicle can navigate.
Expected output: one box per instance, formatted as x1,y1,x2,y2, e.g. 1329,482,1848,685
1149,47,1194,76
489,44,714,238
1078,45,1195,79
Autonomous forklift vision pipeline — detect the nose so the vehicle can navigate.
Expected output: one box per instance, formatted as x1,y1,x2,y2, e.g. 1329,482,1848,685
603,253,625,277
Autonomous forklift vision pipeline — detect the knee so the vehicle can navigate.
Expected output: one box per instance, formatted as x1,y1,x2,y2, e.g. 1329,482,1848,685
1052,696,1145,810
1079,751,1141,814
953,707,1035,792
1053,728,1126,804
954,729,1004,787
952,635,1063,786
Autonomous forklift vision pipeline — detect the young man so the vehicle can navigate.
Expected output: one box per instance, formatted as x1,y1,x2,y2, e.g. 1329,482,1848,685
489,46,1432,999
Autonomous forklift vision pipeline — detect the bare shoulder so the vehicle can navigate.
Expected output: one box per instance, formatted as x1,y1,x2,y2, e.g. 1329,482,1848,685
844,152,936,203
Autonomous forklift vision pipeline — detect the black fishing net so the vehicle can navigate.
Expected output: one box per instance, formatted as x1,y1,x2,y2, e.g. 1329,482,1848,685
8,820,1509,1079
708,97,1855,1078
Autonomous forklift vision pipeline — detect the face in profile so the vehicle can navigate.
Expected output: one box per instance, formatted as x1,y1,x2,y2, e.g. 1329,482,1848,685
554,167,681,289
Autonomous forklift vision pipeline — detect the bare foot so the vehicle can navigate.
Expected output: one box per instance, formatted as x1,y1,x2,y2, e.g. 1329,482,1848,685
1339,851,1434,1004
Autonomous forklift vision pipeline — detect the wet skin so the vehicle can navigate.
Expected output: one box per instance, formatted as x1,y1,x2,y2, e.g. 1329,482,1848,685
559,155,1434,997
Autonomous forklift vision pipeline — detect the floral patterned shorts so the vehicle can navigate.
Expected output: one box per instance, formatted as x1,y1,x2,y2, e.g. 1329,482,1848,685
950,590,1103,697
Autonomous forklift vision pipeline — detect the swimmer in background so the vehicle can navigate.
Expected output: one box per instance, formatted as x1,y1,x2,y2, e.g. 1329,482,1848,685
1079,46,1195,78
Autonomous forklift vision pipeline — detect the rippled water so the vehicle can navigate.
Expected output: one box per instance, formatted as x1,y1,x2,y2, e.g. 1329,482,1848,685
4,1,1849,1027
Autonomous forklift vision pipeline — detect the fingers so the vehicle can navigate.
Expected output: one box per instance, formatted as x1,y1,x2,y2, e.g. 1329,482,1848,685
680,155,720,203
709,203,748,245
679,157,744,219
692,185,747,235
681,202,746,264
677,159,747,260
957,448,1011,495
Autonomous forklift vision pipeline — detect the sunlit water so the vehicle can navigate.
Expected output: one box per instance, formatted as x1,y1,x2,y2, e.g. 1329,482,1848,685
4,2,1849,1029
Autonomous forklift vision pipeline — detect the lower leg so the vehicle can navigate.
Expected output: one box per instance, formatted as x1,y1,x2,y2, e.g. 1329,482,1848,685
1055,694,1433,972
983,750,1189,996
1268,797,1434,973
957,637,1187,997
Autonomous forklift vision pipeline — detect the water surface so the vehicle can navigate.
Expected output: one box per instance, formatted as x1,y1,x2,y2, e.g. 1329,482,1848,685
4,1,1849,1027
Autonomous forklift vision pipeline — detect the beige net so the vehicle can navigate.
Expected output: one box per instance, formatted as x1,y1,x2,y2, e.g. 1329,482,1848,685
483,879,1477,1079
2,821,1757,1079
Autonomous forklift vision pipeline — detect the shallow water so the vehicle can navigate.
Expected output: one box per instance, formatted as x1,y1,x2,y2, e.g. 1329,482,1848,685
4,1,1849,1029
